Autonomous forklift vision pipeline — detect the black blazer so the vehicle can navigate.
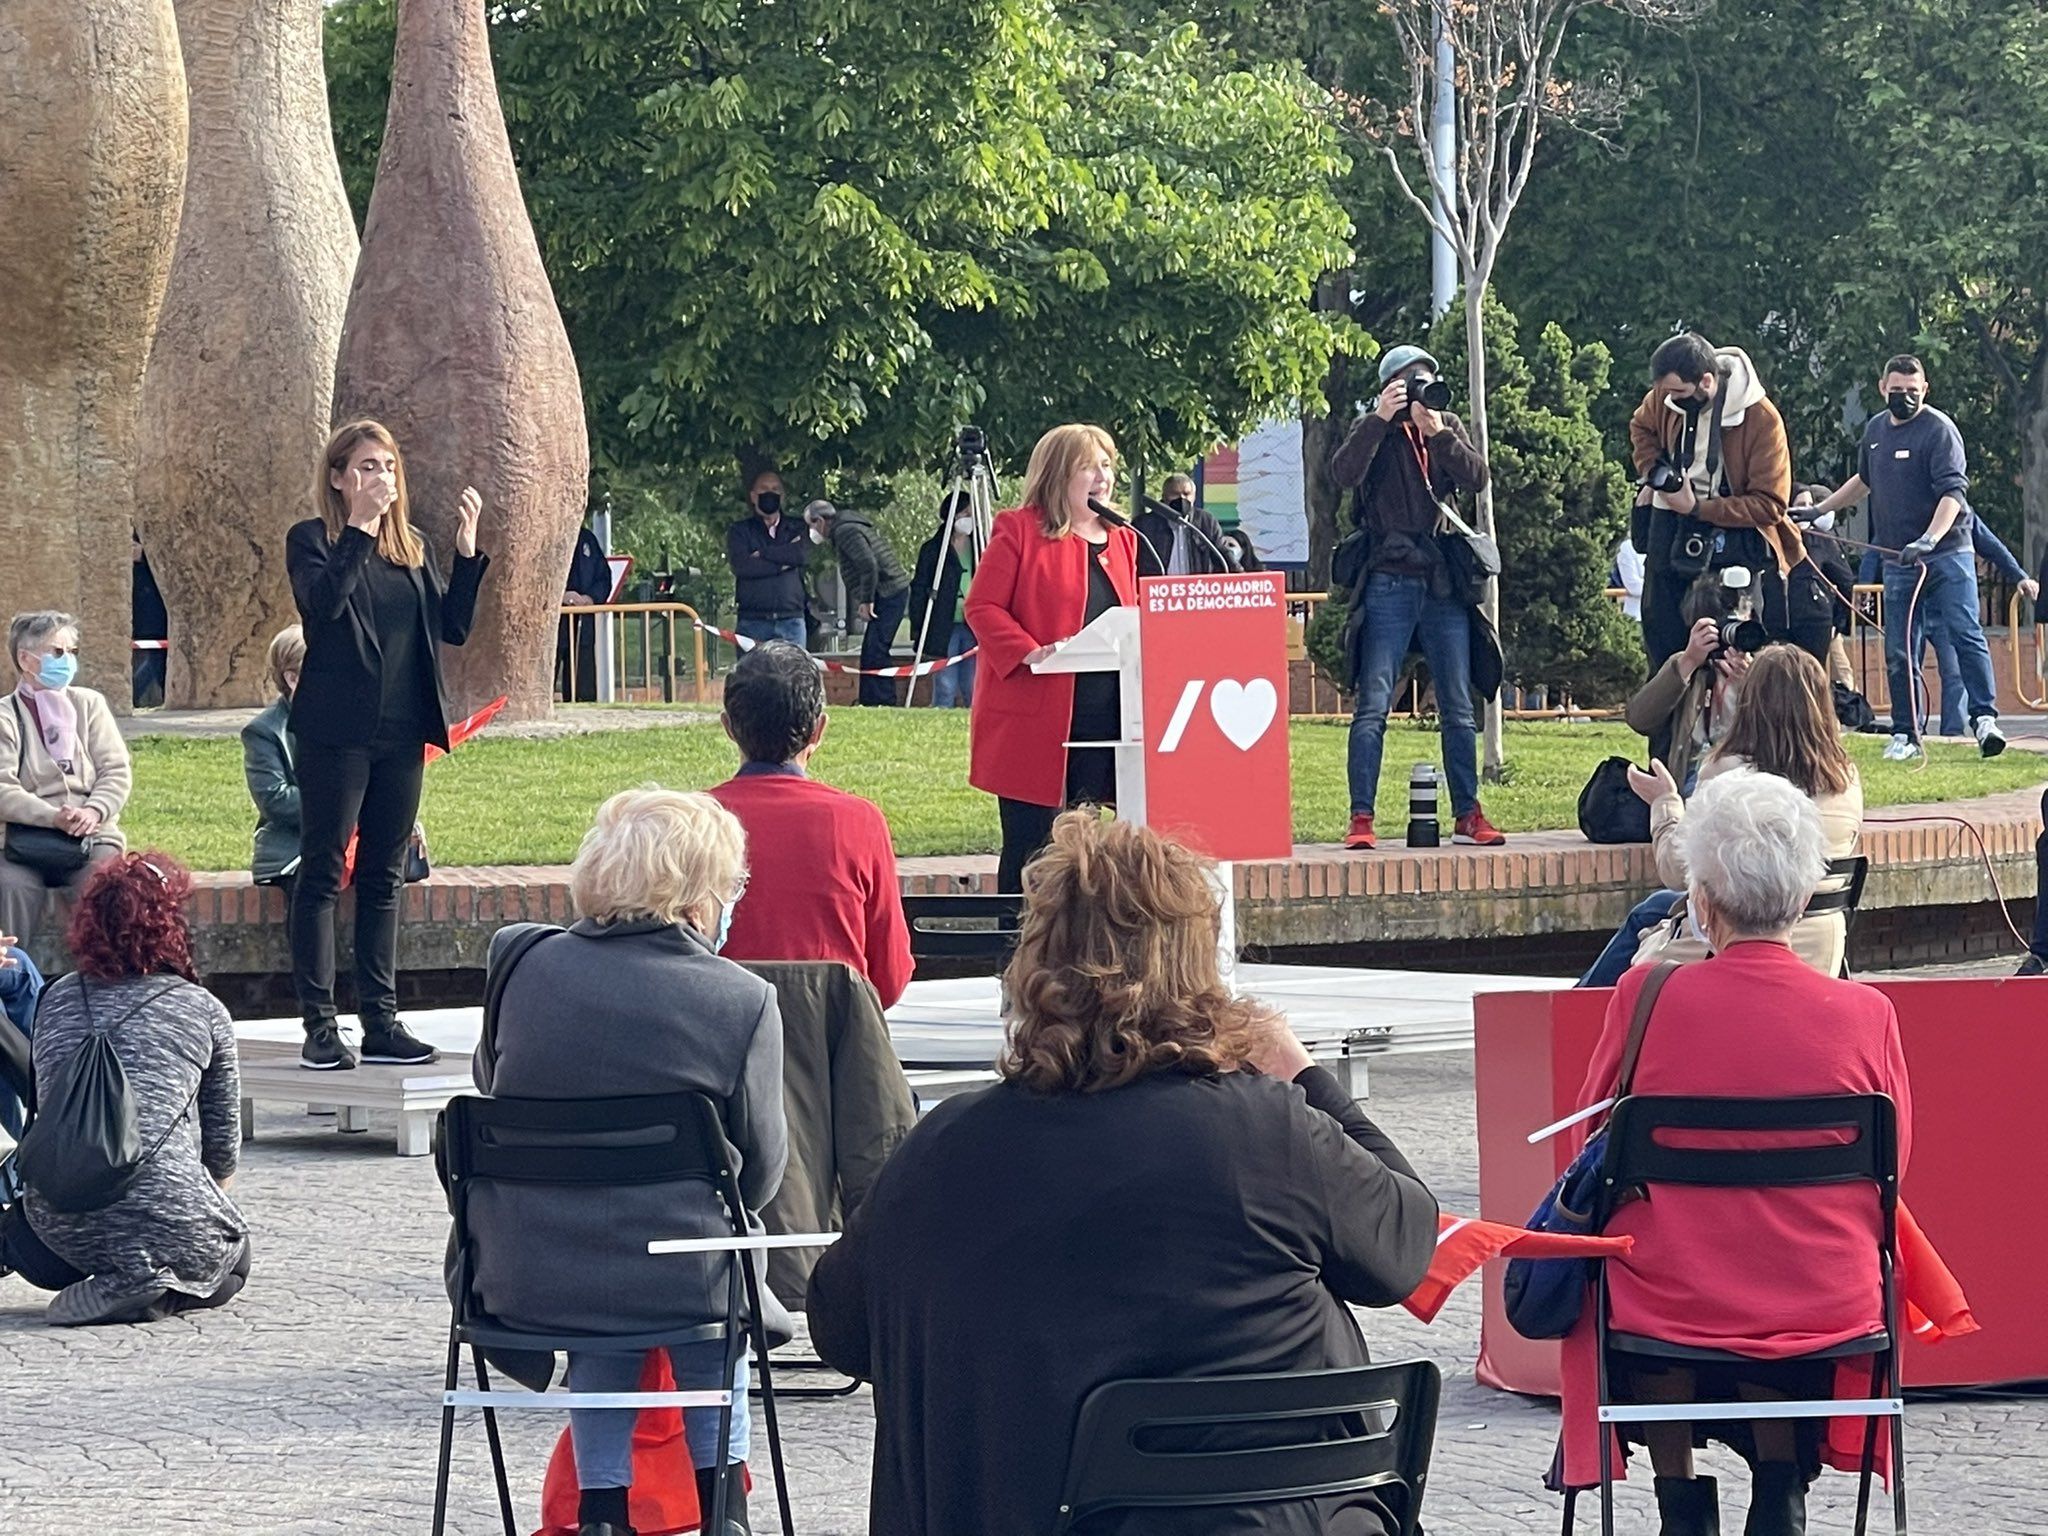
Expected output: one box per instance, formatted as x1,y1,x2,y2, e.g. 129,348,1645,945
284,518,490,751
1133,505,1233,577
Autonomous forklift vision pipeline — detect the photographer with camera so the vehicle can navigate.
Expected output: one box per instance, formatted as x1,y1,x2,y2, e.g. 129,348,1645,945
1806,355,2005,759
1630,333,1803,675
1624,568,1764,791
1328,345,1503,850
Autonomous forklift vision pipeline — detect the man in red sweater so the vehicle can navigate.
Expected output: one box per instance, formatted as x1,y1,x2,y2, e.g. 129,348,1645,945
708,640,915,1008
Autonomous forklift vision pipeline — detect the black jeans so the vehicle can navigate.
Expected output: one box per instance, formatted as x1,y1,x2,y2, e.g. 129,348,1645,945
290,740,426,1032
858,588,908,706
557,612,599,701
1641,565,1694,675
995,746,1117,894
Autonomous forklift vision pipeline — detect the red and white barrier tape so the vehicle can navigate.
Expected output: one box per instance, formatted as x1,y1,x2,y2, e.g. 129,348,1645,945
693,617,977,679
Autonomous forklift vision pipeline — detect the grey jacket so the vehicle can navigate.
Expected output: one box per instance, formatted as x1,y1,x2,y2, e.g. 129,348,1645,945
25,974,247,1301
467,918,788,1337
829,510,910,607
239,699,300,882
740,961,917,1311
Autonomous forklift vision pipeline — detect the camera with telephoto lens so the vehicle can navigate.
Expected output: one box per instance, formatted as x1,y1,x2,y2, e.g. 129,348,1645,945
1709,567,1766,659
1404,375,1454,412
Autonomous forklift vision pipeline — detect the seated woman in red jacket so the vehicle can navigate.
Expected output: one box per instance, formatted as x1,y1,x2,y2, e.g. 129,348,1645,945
1559,767,1912,1536
806,813,1438,1536
964,423,1139,892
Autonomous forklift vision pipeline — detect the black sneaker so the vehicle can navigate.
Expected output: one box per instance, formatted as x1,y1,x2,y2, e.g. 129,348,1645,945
360,1022,439,1065
300,1023,359,1071
2017,953,2048,978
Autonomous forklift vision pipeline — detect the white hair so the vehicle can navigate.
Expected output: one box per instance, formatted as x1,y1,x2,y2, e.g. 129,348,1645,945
9,611,77,669
1672,767,1829,937
570,787,746,929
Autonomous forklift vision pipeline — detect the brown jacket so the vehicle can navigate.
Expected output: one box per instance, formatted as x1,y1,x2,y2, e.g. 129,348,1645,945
0,686,131,850
742,960,917,1310
1628,348,1803,573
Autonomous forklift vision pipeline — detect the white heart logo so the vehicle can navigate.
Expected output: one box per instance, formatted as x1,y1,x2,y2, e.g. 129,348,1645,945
1208,678,1278,752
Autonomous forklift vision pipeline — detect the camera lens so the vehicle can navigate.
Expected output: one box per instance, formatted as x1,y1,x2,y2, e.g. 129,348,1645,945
1716,617,1768,654
1418,378,1453,411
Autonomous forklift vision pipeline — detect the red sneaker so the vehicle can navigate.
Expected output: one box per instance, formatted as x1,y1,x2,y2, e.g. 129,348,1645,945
1455,807,1506,846
1343,814,1377,850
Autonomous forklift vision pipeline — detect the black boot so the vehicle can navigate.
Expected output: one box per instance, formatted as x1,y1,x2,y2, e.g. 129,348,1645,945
1654,1474,1721,1536
695,1465,752,1534
1742,1463,1807,1536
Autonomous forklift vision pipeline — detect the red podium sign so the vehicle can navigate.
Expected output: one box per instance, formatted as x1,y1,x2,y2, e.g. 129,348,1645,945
1137,572,1292,862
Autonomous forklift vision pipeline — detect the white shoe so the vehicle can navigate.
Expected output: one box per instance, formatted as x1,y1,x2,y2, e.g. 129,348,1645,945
1976,716,2007,757
1881,734,1910,761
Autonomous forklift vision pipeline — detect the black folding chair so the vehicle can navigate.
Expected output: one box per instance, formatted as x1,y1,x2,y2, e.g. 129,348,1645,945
1804,854,1869,978
433,1091,810,1536
900,892,1024,966
1589,1093,1905,1536
1053,1361,1441,1536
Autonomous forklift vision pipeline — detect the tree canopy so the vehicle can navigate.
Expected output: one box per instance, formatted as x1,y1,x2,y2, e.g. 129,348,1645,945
325,0,1351,495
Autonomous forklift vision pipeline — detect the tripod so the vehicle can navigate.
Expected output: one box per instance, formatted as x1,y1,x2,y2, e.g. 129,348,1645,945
905,427,999,708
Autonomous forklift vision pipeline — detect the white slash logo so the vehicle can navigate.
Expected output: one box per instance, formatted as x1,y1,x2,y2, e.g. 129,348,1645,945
1157,678,1280,753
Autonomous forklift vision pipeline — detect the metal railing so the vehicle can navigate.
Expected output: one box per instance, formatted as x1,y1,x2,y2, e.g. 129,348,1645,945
557,602,710,704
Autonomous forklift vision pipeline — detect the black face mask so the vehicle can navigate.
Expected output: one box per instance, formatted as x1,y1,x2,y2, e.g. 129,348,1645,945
1887,389,1923,422
1674,391,1707,417
1167,496,1192,515
754,492,782,516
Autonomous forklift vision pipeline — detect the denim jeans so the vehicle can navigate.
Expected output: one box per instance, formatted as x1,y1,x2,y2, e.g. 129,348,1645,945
567,1343,749,1486
1919,628,1966,737
1345,572,1479,817
1884,552,1996,734
857,587,908,706
930,622,977,708
0,946,43,1138
736,615,806,649
1576,890,1682,988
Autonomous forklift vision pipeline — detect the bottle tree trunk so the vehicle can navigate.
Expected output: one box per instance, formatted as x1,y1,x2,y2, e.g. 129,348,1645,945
333,0,588,720
0,0,187,710
1462,282,1505,780
139,0,358,708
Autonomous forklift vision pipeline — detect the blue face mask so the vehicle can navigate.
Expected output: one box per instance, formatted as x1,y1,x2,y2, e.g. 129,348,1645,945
713,900,735,954
36,653,77,691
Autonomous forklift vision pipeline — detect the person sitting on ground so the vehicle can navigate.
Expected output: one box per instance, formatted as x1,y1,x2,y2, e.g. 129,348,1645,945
0,854,249,1326
1556,769,1911,1536
1628,643,1863,977
0,939,42,1140
469,788,786,1536
708,641,914,1009
1625,571,1754,786
241,624,305,892
0,611,133,948
806,812,1438,1536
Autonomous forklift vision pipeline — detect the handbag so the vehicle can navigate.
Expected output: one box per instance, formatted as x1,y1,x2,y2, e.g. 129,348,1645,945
1502,962,1677,1339
4,699,89,883
404,822,432,884
1576,757,1652,845
1435,500,1500,607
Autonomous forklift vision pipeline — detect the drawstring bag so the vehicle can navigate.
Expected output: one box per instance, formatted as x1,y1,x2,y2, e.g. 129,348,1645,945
15,977,188,1213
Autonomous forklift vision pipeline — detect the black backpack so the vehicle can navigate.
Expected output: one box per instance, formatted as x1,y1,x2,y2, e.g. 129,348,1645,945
1832,681,1879,734
15,976,189,1213
1577,757,1652,845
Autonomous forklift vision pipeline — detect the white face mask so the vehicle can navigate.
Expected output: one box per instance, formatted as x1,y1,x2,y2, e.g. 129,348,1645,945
954,516,975,535
808,526,825,545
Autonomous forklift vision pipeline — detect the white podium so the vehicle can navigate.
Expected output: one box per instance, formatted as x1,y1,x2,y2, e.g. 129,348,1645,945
1031,605,1236,983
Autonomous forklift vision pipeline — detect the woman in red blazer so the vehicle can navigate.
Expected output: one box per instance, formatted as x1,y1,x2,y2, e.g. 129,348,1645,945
965,423,1139,891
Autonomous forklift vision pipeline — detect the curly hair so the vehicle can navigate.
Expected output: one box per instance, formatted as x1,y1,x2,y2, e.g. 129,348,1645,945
67,853,199,983
998,813,1264,1095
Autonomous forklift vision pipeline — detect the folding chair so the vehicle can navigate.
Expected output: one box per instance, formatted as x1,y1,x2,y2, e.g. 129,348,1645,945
1053,1361,1441,1536
433,1091,821,1536
1590,1093,1905,1536
1804,855,1869,978
899,892,1024,967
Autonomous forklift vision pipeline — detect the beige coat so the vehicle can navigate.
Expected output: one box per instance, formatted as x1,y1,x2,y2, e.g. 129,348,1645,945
1633,753,1863,976
0,686,131,850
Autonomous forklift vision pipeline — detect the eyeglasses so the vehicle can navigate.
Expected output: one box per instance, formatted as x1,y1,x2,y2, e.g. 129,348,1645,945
725,874,750,907
41,645,79,658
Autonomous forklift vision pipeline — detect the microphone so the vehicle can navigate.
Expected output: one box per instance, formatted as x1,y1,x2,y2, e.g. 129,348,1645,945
1088,497,1165,575
1140,496,1236,575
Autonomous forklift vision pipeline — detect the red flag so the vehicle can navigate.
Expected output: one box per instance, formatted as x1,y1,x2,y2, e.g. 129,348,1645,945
1899,1202,1979,1344
1404,1213,1633,1324
425,694,508,763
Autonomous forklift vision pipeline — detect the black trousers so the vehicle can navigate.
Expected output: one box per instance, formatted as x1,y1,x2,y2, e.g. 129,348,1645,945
289,740,426,1031
556,613,599,701
858,588,908,706
1641,566,1694,675
995,746,1117,894
1762,564,1834,666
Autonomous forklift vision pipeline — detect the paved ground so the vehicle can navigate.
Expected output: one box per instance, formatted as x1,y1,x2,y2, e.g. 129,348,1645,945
3,1040,2039,1533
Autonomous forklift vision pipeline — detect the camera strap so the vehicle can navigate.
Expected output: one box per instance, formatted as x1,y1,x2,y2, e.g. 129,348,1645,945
1703,365,1730,495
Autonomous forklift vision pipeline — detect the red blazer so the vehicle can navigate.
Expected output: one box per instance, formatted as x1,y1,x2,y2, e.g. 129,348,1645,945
965,507,1139,807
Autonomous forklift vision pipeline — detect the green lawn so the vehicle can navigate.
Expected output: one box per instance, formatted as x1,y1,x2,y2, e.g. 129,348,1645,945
123,714,2048,872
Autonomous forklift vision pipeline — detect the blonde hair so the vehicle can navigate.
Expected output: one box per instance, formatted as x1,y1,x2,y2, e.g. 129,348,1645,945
1019,423,1116,537
267,624,306,698
570,787,747,930
999,813,1264,1094
316,419,425,569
